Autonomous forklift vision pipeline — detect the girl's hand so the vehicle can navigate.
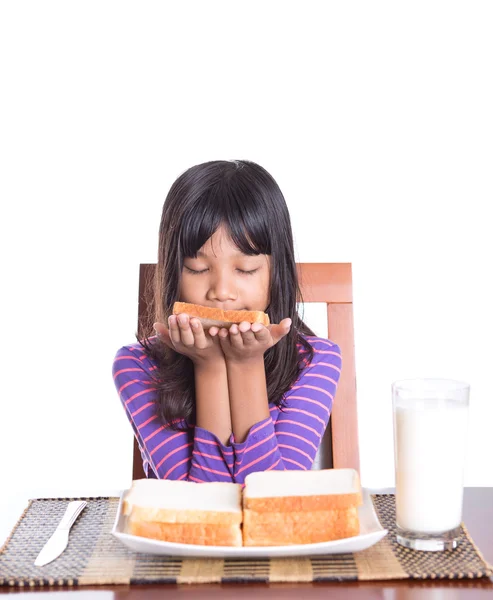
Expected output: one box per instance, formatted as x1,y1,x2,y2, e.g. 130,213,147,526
210,318,292,365
153,314,225,367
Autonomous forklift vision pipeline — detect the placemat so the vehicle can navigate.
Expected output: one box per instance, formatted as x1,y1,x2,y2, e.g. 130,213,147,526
0,495,491,587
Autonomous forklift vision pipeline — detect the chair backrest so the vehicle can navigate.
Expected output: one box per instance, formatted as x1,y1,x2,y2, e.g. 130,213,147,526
133,262,360,480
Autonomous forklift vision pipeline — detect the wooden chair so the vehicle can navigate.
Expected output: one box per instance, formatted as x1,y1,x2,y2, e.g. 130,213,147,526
133,263,360,480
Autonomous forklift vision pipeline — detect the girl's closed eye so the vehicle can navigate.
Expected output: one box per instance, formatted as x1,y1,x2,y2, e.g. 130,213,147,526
185,267,259,276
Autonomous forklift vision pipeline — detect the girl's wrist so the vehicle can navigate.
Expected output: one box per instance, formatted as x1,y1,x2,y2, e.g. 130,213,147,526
225,356,264,370
193,355,227,372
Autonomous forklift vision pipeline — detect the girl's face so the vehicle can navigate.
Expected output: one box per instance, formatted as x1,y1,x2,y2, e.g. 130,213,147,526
179,225,271,312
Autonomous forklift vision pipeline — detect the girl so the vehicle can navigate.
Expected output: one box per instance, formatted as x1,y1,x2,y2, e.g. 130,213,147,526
112,160,342,484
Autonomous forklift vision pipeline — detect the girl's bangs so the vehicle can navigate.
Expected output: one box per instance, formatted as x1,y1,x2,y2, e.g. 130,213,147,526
179,187,272,258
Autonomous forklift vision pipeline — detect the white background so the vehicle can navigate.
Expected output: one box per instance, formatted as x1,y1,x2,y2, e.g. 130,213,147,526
1,1,492,544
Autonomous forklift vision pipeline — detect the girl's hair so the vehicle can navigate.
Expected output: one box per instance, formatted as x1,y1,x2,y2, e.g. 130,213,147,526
138,159,316,429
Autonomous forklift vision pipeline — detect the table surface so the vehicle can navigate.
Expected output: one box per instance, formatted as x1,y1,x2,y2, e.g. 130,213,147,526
1,488,492,598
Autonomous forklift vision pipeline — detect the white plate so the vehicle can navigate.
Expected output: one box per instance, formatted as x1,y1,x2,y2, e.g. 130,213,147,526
111,488,387,558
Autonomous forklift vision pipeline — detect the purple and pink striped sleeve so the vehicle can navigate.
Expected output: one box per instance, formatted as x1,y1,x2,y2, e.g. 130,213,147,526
112,341,234,482
230,337,342,484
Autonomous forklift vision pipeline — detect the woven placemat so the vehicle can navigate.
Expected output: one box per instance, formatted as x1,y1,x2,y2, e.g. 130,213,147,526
0,495,491,587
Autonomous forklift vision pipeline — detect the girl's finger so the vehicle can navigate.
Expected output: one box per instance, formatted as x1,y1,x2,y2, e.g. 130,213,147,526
218,328,231,349
168,315,182,345
177,313,195,347
209,326,219,337
239,321,251,334
229,324,243,349
269,318,292,344
239,321,256,345
153,322,173,349
251,323,269,340
190,318,208,349
153,322,166,337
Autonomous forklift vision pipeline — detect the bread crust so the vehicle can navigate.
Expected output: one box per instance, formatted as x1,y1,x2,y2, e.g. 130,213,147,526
243,492,363,512
173,302,270,327
128,520,242,547
242,507,360,546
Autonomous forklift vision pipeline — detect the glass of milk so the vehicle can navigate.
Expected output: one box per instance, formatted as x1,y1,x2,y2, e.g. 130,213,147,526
392,379,470,551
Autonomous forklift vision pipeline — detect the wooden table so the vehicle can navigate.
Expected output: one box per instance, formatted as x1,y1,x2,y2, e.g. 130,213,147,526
1,488,492,598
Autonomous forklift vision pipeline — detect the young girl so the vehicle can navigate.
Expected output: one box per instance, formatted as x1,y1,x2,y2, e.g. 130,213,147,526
112,160,342,484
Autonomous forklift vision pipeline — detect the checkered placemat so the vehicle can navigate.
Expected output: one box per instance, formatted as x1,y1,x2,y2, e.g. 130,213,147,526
0,495,491,587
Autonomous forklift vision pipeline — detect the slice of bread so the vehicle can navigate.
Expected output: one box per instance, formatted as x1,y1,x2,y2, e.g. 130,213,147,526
243,507,360,546
123,479,243,547
243,468,362,511
128,521,242,547
242,468,362,546
172,302,270,328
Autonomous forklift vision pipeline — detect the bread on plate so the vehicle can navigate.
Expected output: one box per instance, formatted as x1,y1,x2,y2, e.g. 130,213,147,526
122,469,362,547
242,468,362,546
123,479,243,547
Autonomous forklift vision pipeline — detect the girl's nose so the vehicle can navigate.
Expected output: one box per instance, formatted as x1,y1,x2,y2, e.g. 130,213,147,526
208,272,237,302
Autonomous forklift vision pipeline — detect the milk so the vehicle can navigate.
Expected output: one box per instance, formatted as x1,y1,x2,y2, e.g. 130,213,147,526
394,399,468,533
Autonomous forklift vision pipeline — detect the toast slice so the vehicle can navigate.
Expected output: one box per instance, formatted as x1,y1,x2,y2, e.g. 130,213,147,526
173,302,270,328
242,468,362,546
123,479,243,547
128,521,242,547
243,506,360,546
243,469,363,512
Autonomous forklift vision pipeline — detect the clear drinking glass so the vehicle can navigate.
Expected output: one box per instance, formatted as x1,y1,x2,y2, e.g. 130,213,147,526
392,379,470,551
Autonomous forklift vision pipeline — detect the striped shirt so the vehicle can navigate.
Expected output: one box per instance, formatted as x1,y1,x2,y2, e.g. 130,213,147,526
112,336,342,484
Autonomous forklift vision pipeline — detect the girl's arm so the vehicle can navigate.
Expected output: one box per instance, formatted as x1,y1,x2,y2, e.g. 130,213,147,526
225,338,342,484
226,359,269,443
112,343,234,482
218,318,292,444
194,359,232,445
